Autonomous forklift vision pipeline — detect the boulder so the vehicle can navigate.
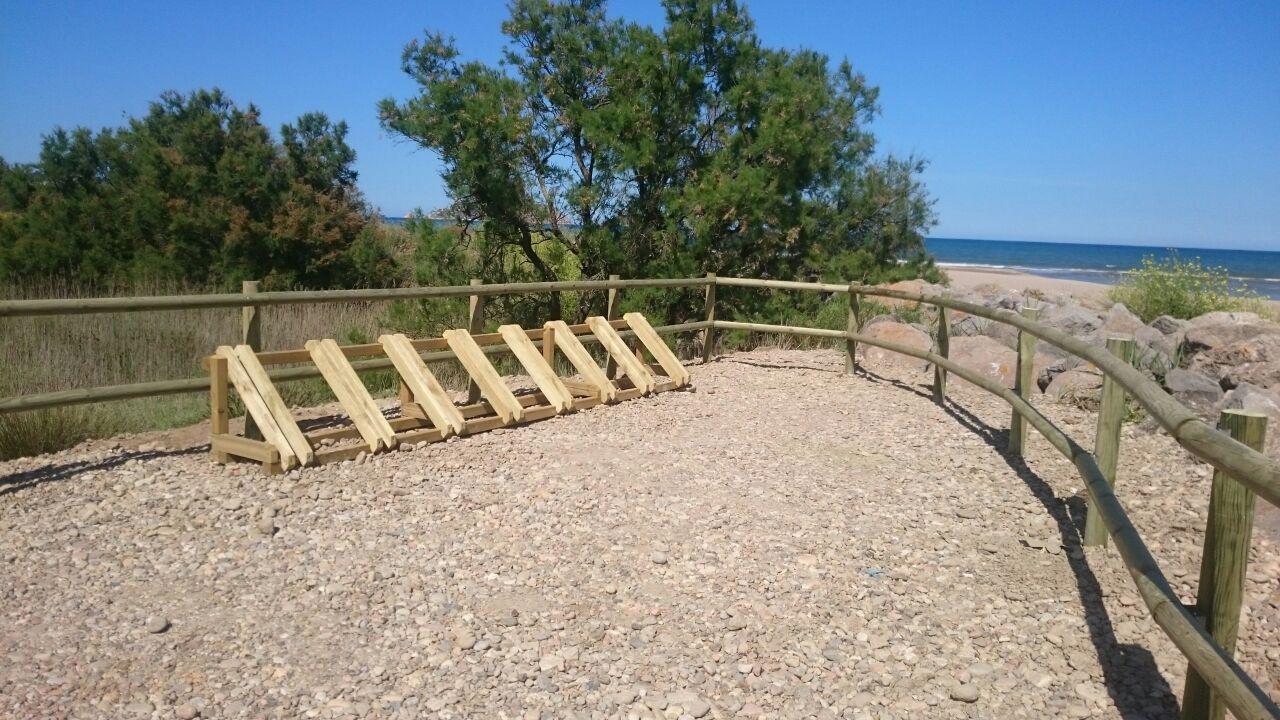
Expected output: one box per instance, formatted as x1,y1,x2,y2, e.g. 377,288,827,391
1101,303,1175,376
1183,312,1280,379
947,336,1051,390
1164,368,1224,419
949,313,991,337
859,321,932,373
1038,303,1104,338
1038,355,1087,391
1150,315,1190,336
1045,368,1105,409
1222,361,1280,392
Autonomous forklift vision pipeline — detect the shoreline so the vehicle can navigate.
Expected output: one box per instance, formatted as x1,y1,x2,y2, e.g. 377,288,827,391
939,264,1111,302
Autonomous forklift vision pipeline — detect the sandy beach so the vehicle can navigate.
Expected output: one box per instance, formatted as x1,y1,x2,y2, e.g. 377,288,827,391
941,264,1110,301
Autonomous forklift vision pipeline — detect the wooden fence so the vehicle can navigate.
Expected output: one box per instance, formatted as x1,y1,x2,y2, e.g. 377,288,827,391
1,275,1277,720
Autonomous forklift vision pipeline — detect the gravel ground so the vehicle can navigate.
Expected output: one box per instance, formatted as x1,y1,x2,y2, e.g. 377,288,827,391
2,348,1278,720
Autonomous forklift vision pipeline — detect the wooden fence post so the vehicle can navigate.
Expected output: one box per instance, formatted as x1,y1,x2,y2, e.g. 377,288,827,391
1083,334,1136,547
465,278,485,404
1181,409,1268,720
845,284,861,375
933,305,949,402
210,356,230,462
241,280,262,440
702,273,717,363
1008,304,1041,456
605,274,622,379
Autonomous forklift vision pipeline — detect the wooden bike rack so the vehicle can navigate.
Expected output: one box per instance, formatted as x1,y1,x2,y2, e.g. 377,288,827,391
205,313,690,473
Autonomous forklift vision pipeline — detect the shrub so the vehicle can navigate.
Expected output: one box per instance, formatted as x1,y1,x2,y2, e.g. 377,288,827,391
1108,253,1268,323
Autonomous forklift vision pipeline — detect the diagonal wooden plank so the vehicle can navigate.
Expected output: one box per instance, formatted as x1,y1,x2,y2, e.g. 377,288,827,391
499,324,574,413
442,329,524,424
587,316,656,394
216,346,298,470
623,312,690,386
232,345,315,465
323,338,398,451
306,339,397,452
544,320,616,402
379,333,466,436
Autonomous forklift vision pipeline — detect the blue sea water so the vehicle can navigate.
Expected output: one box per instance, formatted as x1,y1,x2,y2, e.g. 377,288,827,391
925,237,1280,300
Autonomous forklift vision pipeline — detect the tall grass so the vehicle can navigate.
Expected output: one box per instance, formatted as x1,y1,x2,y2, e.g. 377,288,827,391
0,278,403,460
1108,254,1272,323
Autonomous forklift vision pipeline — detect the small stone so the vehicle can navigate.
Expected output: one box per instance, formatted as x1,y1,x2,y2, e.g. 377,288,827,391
650,551,668,565
221,498,241,511
176,703,200,719
145,616,170,634
255,516,276,536
455,632,476,650
950,684,979,703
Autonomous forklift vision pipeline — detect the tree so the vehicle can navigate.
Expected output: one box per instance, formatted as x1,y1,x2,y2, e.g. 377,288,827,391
0,89,396,289
379,0,936,321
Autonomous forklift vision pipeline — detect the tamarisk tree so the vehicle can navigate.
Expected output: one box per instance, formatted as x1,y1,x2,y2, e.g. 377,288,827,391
380,0,936,320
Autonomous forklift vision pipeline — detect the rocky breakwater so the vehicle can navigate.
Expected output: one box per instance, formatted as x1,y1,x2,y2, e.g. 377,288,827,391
857,280,1280,457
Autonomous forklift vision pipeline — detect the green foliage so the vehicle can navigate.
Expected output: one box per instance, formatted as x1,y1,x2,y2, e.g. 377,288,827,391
1108,253,1269,323
380,0,936,321
0,89,396,289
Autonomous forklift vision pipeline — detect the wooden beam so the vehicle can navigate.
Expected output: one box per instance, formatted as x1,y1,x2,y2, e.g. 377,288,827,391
623,312,690,386
1084,335,1136,547
588,316,655,394
466,278,486,404
1182,410,1268,720
499,325,574,413
209,356,230,463
232,345,314,465
215,346,297,470
211,433,280,465
1009,305,1041,456
443,329,523,424
306,339,397,452
702,272,717,363
380,333,466,436
545,320,616,402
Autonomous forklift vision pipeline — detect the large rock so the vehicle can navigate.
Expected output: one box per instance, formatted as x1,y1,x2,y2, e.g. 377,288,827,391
1222,361,1280,392
947,336,1051,390
1150,315,1190,336
1182,312,1280,379
1045,368,1104,409
859,321,932,372
1101,303,1175,376
1164,368,1224,419
1038,303,1104,338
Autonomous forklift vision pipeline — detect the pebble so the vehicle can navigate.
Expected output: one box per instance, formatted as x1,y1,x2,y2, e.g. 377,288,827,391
144,616,170,634
0,348,1269,720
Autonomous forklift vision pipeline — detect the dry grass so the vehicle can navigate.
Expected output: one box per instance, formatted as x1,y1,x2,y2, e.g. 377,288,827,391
0,278,470,460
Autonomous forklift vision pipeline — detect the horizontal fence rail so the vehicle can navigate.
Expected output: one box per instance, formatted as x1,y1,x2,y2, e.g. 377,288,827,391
0,277,710,317
2,273,1277,718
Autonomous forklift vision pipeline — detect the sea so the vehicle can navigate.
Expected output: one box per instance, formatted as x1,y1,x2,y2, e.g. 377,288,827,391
925,237,1280,300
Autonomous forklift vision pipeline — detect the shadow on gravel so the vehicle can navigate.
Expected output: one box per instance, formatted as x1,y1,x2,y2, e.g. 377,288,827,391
856,368,1178,719
0,446,205,497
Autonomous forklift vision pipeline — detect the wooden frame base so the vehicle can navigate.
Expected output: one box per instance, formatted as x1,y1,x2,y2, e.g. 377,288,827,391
212,378,683,474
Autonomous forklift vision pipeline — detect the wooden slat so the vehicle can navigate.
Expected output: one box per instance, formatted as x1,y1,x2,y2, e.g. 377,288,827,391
623,312,690,385
215,346,297,469
232,345,315,465
211,433,280,464
306,339,397,452
588,316,655,394
499,325,574,413
380,333,466,436
442,329,524,424
545,320,616,402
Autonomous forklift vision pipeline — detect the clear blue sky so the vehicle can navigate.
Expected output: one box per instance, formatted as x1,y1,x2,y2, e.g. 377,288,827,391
2,0,1277,250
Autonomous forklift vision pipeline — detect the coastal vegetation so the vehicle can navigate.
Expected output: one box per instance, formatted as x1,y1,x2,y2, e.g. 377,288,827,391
0,0,940,457
1108,254,1272,323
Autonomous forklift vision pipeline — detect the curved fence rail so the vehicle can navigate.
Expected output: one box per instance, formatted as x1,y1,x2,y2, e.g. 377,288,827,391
1,274,1276,719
